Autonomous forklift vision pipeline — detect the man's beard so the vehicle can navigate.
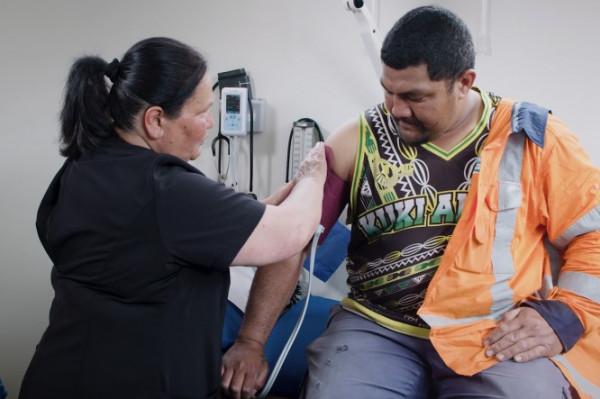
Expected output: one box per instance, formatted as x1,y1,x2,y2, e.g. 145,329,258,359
392,117,429,146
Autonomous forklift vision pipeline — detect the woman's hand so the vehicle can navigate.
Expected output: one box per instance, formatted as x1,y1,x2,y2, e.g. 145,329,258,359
231,142,327,267
293,142,327,184
261,142,327,206
262,181,295,206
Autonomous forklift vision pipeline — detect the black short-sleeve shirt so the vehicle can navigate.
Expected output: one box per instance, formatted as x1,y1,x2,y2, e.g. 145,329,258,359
20,137,265,399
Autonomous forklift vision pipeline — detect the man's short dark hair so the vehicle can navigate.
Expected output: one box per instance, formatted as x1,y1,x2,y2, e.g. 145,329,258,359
381,6,475,81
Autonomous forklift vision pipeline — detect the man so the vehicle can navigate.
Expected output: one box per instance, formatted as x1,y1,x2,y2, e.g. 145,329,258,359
222,6,600,398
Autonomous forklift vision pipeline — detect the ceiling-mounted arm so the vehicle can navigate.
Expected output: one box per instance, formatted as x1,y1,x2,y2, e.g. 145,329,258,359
345,0,383,79
477,0,492,55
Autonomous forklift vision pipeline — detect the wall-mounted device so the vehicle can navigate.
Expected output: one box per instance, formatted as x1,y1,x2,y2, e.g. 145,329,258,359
220,87,249,136
214,68,265,196
344,0,382,79
286,118,324,182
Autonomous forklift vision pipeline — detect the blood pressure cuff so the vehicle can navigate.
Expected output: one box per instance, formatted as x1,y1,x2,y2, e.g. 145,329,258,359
318,145,350,246
300,144,351,282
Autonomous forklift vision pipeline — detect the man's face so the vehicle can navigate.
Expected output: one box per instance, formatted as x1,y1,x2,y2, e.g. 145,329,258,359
381,64,459,146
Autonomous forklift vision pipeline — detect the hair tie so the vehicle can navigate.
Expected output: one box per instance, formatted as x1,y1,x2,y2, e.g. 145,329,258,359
104,58,120,83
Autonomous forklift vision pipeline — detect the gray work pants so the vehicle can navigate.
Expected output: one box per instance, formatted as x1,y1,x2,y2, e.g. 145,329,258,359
301,305,574,399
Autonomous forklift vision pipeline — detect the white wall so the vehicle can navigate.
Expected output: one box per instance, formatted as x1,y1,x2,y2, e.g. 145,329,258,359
1,0,598,395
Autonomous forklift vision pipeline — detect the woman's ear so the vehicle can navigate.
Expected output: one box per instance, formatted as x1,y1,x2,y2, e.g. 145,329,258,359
143,106,166,140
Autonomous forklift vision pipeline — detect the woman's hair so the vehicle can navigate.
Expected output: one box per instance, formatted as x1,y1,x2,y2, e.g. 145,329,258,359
381,6,475,82
59,37,208,158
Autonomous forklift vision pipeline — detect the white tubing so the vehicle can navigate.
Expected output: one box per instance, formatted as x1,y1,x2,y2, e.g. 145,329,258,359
256,224,325,399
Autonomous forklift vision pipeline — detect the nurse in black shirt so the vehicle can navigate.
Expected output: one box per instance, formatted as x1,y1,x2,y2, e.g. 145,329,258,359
20,37,326,399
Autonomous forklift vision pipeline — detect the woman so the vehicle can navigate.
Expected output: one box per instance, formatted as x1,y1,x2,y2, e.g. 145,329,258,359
19,37,325,399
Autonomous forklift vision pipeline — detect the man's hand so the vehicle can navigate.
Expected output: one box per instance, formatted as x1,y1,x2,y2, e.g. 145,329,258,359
221,339,269,399
483,306,563,363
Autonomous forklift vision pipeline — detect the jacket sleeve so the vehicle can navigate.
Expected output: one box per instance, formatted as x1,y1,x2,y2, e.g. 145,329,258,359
521,299,584,351
541,115,600,337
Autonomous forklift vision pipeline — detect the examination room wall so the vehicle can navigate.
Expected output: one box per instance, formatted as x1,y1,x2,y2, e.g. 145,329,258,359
1,0,598,395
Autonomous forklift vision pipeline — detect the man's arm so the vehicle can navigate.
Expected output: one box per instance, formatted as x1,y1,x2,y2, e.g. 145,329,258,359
221,253,305,399
483,116,600,363
221,119,359,399
220,181,312,398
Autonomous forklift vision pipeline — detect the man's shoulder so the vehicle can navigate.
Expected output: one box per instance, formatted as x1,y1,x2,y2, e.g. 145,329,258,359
325,118,360,182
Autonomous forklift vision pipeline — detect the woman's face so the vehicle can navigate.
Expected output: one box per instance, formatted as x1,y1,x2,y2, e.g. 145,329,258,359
160,74,214,161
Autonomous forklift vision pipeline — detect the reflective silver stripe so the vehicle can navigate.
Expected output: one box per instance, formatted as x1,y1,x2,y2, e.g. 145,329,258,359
423,133,525,328
421,304,517,327
552,355,600,397
559,271,600,303
544,237,562,285
538,237,563,298
510,102,522,133
489,133,524,314
538,275,553,299
554,204,600,250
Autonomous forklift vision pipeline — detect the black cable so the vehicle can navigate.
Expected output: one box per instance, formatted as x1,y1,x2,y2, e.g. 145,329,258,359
212,81,223,174
285,124,295,183
248,98,254,193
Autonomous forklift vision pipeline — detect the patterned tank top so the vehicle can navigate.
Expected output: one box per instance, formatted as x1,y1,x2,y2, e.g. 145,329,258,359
341,89,500,337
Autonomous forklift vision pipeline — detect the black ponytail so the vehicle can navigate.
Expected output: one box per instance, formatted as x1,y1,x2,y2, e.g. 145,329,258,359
59,57,114,158
59,37,207,159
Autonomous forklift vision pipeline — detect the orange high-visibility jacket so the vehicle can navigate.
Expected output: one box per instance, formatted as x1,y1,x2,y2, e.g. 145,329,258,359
418,99,600,398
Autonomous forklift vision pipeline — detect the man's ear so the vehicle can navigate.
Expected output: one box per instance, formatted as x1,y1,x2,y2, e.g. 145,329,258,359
143,106,166,140
456,69,476,97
